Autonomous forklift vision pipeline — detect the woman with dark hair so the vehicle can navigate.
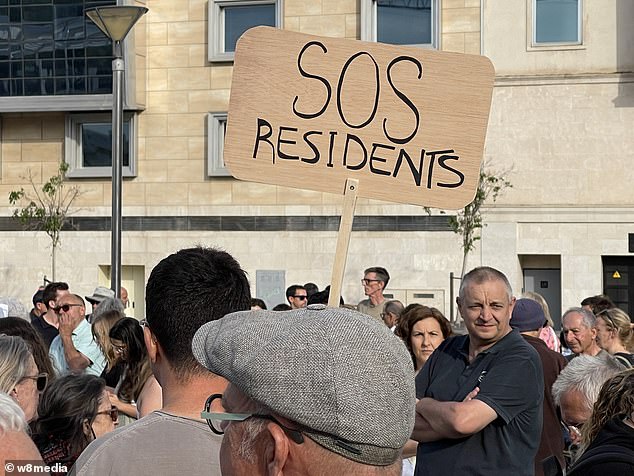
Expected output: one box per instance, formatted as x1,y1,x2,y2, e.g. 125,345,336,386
32,374,117,467
0,317,56,381
109,318,161,419
396,304,452,373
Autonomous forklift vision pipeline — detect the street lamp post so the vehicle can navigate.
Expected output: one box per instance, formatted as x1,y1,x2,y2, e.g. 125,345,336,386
85,6,148,298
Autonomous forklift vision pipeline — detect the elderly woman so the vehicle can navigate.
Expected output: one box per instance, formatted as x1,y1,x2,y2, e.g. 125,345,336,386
595,308,634,367
568,369,634,475
397,304,452,372
0,335,46,422
32,374,117,468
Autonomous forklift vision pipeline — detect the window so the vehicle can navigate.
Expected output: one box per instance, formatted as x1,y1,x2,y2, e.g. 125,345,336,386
207,112,231,176
65,113,137,178
208,0,281,62
533,0,582,45
361,0,438,48
0,0,116,97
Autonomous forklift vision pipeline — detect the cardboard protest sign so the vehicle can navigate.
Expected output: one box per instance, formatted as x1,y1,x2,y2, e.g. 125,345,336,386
224,26,495,210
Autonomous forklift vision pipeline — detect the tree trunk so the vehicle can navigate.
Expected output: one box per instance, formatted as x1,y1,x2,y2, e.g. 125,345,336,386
51,244,56,281
460,249,469,279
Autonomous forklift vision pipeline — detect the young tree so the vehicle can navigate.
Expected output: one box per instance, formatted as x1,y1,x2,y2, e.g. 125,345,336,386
449,165,512,278
8,162,81,281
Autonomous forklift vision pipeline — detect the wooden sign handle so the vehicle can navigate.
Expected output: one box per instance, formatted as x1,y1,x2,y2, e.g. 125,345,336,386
328,178,359,307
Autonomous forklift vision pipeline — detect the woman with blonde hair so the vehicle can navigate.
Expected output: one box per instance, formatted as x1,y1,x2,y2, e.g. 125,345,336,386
0,335,47,422
91,310,125,387
568,369,634,475
595,307,634,367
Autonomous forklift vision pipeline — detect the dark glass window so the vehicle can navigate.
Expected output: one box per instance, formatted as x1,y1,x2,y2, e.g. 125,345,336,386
223,4,275,53
535,0,580,44
81,120,130,168
0,0,116,97
377,0,433,46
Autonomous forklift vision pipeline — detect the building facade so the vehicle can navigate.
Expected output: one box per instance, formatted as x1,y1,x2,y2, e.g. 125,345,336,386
0,0,632,325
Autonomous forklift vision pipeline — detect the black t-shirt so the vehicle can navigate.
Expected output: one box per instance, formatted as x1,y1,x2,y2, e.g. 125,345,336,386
414,330,544,476
30,313,59,349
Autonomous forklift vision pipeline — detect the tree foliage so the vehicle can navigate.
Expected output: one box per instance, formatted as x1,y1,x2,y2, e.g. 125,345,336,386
449,165,512,277
8,162,81,279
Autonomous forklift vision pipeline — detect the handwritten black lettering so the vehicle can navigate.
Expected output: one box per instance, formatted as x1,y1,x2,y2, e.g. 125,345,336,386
326,131,337,168
277,126,299,160
343,134,367,170
301,130,322,163
292,41,331,119
384,56,422,145
369,143,394,177
393,148,424,187
253,118,275,163
437,152,465,188
337,52,380,129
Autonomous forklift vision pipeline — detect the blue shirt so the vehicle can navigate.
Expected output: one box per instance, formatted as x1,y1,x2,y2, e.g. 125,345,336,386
49,318,106,377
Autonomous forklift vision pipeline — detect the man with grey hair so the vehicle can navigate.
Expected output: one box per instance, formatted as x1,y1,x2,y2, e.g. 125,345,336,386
552,353,624,446
0,392,43,465
561,307,603,360
359,266,390,320
192,304,415,475
413,266,544,476
382,299,404,330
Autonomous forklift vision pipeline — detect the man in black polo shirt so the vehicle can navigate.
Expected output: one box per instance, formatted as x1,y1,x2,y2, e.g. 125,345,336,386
413,266,544,476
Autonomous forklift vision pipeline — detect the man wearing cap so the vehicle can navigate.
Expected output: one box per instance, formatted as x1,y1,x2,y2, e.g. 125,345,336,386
73,247,251,476
511,298,568,476
29,288,58,349
413,266,544,476
193,304,415,475
85,286,115,321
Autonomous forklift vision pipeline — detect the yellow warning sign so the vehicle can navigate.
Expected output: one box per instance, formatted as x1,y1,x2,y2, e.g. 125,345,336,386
612,271,621,279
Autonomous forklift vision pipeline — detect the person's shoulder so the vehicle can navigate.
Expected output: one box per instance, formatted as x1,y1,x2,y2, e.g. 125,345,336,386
73,413,166,470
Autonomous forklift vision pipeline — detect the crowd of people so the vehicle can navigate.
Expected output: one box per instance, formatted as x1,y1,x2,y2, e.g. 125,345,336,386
0,248,633,475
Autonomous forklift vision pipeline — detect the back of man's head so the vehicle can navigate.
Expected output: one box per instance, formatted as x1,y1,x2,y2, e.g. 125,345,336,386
580,294,616,315
42,282,69,310
459,266,512,300
146,247,251,378
193,305,414,470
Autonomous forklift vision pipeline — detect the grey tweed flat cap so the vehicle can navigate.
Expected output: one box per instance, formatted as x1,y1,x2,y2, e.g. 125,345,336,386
192,304,415,466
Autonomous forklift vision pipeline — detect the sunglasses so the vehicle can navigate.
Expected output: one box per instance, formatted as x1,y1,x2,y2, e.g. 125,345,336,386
22,373,48,392
96,406,119,423
53,303,83,314
293,295,308,300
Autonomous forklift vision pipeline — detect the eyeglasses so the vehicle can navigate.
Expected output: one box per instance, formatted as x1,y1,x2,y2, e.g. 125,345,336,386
21,373,48,392
96,406,119,423
202,393,304,444
53,303,82,314
597,310,618,330
112,344,127,353
560,420,583,440
293,295,307,300
361,279,381,286
139,319,149,329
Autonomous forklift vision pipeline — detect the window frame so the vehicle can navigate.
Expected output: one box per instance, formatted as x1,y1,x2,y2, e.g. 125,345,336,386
207,112,232,177
360,0,439,49
531,0,583,48
208,0,283,63
0,0,144,112
64,112,137,179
